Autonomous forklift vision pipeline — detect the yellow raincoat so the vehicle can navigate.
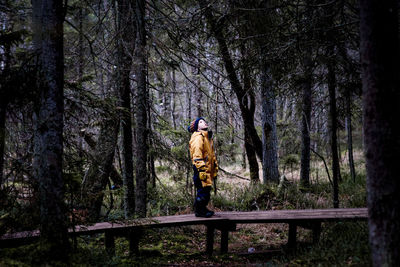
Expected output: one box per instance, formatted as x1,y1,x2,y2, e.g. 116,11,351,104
189,130,218,187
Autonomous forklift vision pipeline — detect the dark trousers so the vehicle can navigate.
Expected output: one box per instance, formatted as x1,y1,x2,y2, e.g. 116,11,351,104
193,165,211,204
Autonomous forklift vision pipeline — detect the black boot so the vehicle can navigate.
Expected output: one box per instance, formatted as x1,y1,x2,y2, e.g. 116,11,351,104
194,197,213,218
204,207,214,217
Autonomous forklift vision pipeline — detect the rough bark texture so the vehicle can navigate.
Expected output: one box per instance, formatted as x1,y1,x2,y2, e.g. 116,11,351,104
260,58,279,184
134,0,148,218
193,59,203,118
81,113,119,221
117,0,136,218
32,0,69,260
339,44,357,183
327,44,340,208
82,131,123,187
299,2,313,188
244,128,259,182
299,57,312,188
0,43,10,185
360,0,400,266
0,99,5,185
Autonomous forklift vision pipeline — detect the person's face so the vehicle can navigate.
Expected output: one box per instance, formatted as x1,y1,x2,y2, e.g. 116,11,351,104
197,119,208,130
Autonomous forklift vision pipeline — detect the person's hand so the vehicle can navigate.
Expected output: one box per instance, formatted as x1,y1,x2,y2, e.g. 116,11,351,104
199,172,208,181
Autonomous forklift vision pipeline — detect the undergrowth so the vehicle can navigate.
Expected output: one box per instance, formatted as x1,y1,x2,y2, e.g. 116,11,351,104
0,171,370,266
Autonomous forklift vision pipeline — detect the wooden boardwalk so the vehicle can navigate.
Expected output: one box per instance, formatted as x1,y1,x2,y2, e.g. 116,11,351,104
0,208,368,255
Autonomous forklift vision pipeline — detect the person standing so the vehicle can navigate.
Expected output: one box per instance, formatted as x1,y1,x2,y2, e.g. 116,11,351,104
188,117,218,217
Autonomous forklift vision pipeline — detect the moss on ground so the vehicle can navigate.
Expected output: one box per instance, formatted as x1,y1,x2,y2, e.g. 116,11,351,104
0,169,370,266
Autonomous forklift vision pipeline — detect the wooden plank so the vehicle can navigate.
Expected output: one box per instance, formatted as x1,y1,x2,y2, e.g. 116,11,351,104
72,215,227,235
215,208,367,223
0,208,367,247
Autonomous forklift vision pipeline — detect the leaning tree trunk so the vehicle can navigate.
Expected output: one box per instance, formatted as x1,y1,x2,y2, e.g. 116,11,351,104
117,0,136,219
360,0,400,265
200,0,262,183
199,0,263,161
81,111,119,221
260,55,279,184
32,0,69,260
244,128,259,183
327,44,340,208
81,131,123,187
134,0,148,218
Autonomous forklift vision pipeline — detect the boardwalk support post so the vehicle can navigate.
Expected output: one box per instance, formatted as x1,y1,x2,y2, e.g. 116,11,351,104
312,222,321,244
129,229,141,256
220,229,229,254
206,225,215,255
217,222,236,254
288,222,297,249
105,231,115,255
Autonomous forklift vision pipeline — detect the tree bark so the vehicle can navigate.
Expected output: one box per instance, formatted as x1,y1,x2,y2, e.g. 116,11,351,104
360,0,400,265
32,0,69,260
299,1,313,188
82,131,123,187
0,101,6,185
117,0,136,218
299,58,312,188
193,53,203,118
327,44,340,208
260,56,279,184
81,111,119,221
134,0,148,218
244,128,259,183
345,87,356,182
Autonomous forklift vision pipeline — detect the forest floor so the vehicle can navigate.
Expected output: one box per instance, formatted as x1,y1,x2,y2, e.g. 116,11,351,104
0,161,370,266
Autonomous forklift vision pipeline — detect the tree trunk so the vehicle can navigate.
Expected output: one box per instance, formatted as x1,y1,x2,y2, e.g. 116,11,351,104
299,1,314,188
244,128,259,183
260,56,279,184
327,44,340,208
360,0,400,265
81,112,119,221
171,69,177,129
0,44,9,185
199,0,263,161
299,50,313,188
345,87,356,182
32,0,69,260
194,54,203,118
0,101,6,185
81,131,123,187
339,42,357,183
134,0,148,218
117,0,135,218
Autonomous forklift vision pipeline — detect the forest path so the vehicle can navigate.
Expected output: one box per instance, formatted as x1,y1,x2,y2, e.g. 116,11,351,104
1,208,367,255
